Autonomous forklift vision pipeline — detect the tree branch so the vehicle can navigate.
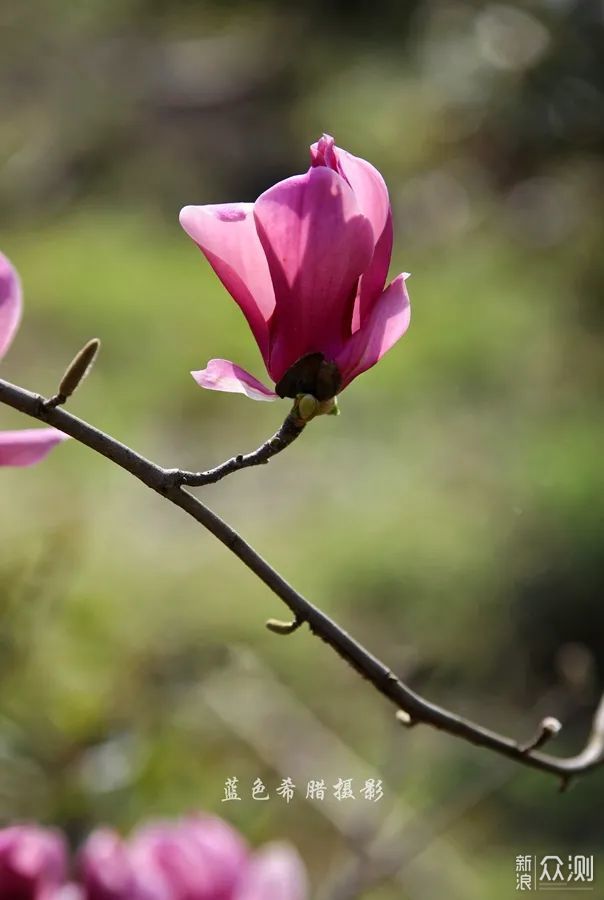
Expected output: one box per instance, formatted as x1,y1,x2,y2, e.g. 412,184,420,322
1,374,602,786
173,409,306,487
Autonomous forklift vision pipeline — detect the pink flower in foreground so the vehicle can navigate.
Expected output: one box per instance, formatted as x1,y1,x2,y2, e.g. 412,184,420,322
232,843,307,900
180,134,410,405
79,816,308,900
0,253,68,466
0,824,67,899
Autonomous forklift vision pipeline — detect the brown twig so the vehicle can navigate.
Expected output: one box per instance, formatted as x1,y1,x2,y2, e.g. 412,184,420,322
172,409,306,487
1,374,603,786
519,716,562,753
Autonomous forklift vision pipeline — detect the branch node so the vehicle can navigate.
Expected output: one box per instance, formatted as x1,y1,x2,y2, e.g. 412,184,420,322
395,709,418,728
559,774,573,793
43,392,67,410
520,716,563,753
158,468,182,494
265,616,304,636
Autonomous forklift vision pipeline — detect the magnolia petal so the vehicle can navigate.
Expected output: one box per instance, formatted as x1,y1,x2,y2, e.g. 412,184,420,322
253,166,374,381
311,136,392,327
336,273,411,389
127,828,175,900
0,252,22,360
192,359,277,402
183,815,249,884
0,825,68,890
311,134,390,253
129,824,218,900
309,133,338,170
352,211,393,331
53,885,85,900
234,843,308,900
0,428,69,467
79,829,135,900
180,204,275,362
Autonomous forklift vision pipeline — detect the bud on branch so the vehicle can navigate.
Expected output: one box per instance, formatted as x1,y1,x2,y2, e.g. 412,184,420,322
45,338,101,409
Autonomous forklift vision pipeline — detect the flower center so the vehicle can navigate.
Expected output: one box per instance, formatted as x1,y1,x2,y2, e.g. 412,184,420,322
275,352,342,401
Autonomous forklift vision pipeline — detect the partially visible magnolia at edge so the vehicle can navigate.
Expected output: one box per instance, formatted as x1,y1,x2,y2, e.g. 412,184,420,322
0,825,67,898
0,252,68,466
180,134,410,402
0,817,309,899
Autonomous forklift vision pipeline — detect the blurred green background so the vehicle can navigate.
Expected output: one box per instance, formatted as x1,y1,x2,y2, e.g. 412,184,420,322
0,1,603,897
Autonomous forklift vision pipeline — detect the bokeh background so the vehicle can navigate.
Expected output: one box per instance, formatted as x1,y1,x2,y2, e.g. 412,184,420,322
1,1,603,897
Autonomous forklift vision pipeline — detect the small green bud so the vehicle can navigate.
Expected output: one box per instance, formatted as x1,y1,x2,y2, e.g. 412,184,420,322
297,394,319,421
323,397,340,416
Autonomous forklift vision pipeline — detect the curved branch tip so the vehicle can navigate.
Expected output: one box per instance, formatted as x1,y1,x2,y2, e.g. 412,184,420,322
520,716,563,753
265,616,304,635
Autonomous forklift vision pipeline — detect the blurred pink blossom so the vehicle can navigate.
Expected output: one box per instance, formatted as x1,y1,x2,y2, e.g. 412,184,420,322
0,817,308,900
0,824,67,899
0,253,68,466
78,815,308,900
180,134,410,403
232,843,307,900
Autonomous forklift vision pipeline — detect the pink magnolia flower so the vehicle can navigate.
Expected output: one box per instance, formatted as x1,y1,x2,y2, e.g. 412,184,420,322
79,816,307,900
78,830,135,900
180,134,410,404
0,253,68,466
232,843,307,900
0,824,68,899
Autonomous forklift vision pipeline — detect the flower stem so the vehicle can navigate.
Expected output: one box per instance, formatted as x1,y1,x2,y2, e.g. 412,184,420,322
173,408,306,488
